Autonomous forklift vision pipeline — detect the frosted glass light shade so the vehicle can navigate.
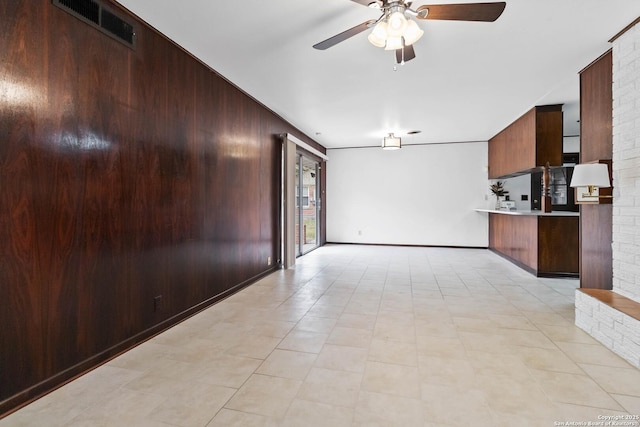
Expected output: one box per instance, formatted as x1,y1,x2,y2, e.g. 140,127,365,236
403,19,424,46
368,21,388,48
382,134,401,150
384,36,403,51
570,163,611,188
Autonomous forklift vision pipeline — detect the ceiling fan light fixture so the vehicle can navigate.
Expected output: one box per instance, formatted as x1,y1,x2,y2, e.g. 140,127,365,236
384,35,403,51
368,21,388,48
402,19,424,46
314,2,506,62
387,11,408,37
382,133,402,150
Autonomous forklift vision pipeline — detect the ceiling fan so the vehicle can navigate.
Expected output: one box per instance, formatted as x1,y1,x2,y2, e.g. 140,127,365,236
313,1,506,64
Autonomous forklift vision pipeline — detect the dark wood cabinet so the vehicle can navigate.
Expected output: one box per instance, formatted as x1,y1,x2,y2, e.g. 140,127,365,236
488,105,563,179
489,212,579,277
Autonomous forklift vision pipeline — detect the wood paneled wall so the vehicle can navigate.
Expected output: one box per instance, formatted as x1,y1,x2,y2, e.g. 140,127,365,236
0,0,325,415
580,52,613,161
579,51,613,289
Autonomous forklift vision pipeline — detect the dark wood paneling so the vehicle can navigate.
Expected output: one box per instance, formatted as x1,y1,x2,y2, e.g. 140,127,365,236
489,214,579,276
488,105,563,179
580,205,613,289
489,214,538,272
580,51,613,162
489,109,536,178
538,216,579,275
42,0,134,375
0,0,323,415
579,51,613,290
535,106,564,167
0,0,49,403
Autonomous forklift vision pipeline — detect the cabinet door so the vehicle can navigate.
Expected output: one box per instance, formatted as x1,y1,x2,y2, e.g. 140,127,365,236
488,109,536,178
488,105,562,179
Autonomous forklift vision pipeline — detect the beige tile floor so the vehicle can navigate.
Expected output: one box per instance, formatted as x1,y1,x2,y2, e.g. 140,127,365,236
2,244,640,426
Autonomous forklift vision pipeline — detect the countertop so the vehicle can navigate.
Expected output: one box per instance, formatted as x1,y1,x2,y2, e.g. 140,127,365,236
475,209,579,217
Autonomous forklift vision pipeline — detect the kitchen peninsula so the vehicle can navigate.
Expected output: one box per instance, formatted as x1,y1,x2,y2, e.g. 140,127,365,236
476,209,579,277
485,104,579,278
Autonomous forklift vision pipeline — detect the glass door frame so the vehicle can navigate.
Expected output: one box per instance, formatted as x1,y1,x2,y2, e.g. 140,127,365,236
282,134,327,269
295,153,321,256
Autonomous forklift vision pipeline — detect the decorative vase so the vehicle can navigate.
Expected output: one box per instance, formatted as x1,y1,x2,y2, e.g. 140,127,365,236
495,196,502,210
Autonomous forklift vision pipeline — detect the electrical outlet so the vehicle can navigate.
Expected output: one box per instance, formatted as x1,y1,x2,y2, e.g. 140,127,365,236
358,230,362,236
154,295,162,312
267,256,272,266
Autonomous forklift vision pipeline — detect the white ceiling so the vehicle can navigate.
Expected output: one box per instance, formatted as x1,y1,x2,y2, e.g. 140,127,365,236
115,0,640,149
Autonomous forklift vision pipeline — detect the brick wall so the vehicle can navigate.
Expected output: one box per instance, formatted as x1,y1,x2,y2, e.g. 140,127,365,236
576,292,640,367
575,20,640,369
612,21,640,303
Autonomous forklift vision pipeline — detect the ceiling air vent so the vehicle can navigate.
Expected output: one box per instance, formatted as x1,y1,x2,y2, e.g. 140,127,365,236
57,0,99,24
53,0,136,49
100,8,135,46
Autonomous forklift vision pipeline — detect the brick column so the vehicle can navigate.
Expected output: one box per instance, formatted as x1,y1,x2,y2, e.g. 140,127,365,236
575,19,640,368
612,21,640,303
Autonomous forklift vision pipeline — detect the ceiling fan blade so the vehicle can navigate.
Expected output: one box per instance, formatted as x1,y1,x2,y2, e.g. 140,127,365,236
416,2,506,22
350,0,377,6
395,48,402,64
404,43,416,61
313,20,377,50
395,44,417,64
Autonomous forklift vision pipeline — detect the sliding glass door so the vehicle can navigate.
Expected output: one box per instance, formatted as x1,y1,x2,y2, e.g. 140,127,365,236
295,154,320,256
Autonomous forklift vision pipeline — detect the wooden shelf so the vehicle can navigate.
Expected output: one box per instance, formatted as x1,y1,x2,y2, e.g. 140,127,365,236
579,289,640,321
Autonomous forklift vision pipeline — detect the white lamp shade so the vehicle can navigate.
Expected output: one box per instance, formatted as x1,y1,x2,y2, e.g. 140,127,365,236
403,19,424,46
569,163,611,188
384,36,403,51
368,21,388,48
387,11,407,37
382,134,401,150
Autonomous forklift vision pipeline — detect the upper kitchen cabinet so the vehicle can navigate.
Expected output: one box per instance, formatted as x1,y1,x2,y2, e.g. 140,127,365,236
488,105,563,179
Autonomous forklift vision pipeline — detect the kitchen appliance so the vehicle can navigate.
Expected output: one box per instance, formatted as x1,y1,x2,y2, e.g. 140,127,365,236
531,166,578,212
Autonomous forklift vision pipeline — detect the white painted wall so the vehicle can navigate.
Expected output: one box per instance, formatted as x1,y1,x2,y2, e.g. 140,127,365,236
563,136,580,154
500,174,531,211
326,142,489,247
